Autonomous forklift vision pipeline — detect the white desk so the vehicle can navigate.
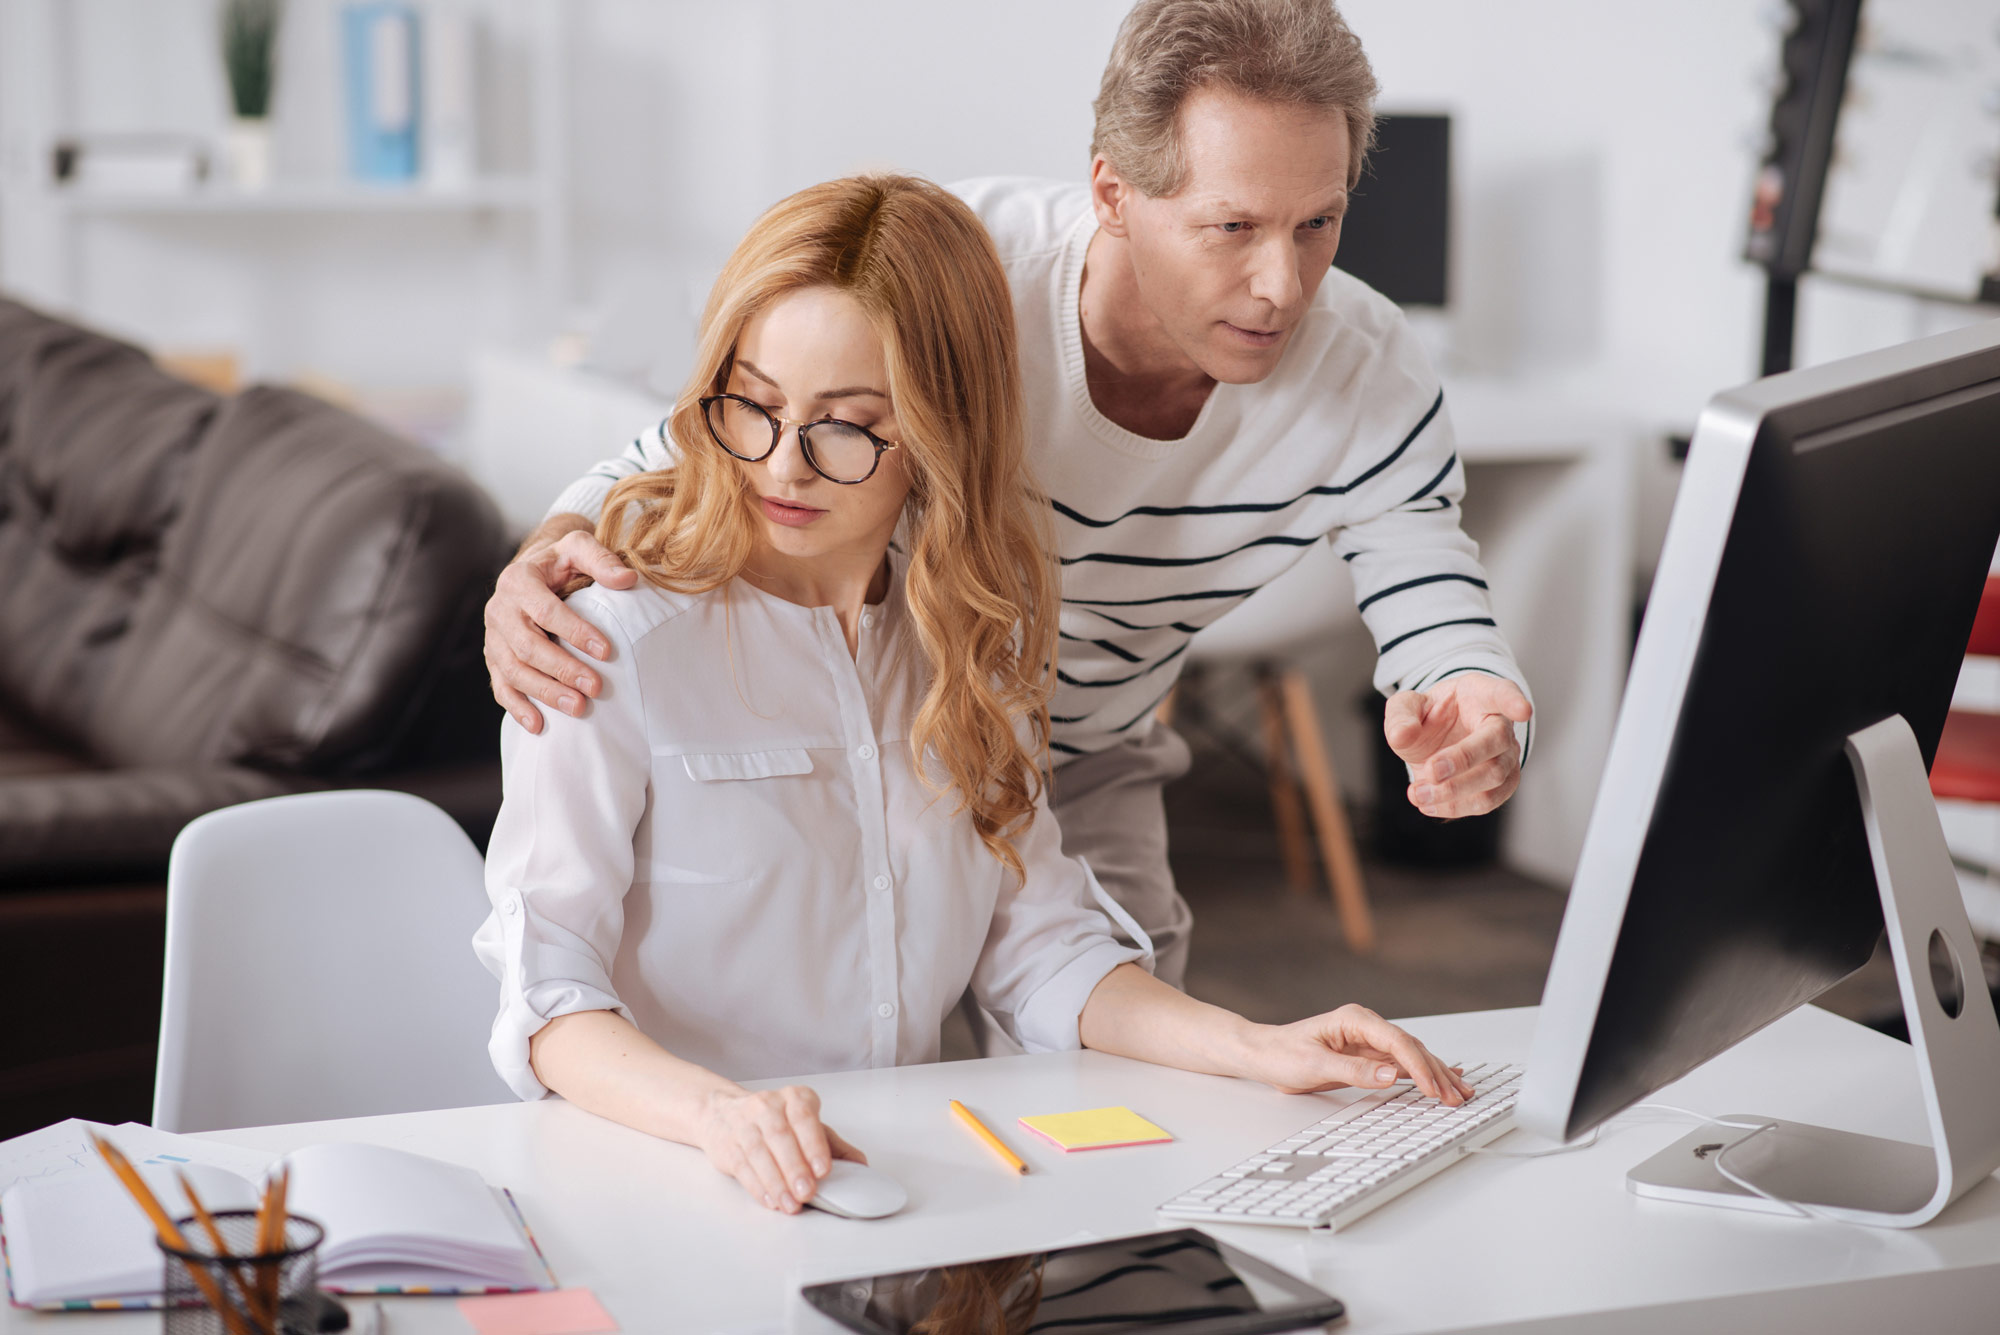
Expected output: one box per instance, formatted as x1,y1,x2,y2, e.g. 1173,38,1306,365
16,1007,1992,1334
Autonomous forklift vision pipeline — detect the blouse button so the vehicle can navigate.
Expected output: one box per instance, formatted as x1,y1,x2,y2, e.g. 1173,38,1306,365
876,1002,896,1019
502,899,520,917
861,612,875,629
857,744,876,761
872,875,889,891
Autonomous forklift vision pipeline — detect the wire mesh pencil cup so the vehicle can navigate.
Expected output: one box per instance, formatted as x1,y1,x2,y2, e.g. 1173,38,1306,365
161,1211,323,1335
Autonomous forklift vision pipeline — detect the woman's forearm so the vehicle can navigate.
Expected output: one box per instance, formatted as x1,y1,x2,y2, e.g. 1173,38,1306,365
532,1010,861,1214
528,1009,741,1146
1076,962,1264,1077
1078,963,1473,1102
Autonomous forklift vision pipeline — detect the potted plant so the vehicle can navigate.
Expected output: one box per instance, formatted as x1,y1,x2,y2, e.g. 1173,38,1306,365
221,0,281,190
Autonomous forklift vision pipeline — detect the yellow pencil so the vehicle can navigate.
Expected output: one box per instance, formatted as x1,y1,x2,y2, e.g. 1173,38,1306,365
950,1099,1028,1175
90,1136,254,1335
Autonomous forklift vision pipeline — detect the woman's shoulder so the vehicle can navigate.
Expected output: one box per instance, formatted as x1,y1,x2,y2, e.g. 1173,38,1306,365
566,578,711,650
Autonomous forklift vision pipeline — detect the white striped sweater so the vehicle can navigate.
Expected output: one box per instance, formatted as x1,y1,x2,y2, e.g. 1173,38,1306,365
551,177,1529,763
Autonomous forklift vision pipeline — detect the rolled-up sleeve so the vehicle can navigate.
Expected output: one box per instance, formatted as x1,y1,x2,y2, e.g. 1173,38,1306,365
969,778,1151,1055
471,588,652,1099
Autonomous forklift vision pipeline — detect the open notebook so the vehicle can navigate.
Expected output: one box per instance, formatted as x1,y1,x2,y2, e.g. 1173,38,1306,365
1,1137,554,1311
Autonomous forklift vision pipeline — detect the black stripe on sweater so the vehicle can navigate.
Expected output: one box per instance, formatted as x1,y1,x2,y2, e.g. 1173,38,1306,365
1069,607,1207,634
1061,533,1316,568
1057,640,1190,689
1378,615,1497,655
1051,679,1178,730
1355,571,1489,614
1403,452,1458,505
1064,587,1259,609
1059,631,1143,663
1049,390,1444,529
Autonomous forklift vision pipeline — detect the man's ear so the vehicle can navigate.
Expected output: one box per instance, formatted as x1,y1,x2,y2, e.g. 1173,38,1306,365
1088,155,1134,239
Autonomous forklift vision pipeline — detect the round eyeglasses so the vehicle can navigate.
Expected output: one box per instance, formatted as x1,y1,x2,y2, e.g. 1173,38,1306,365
699,394,902,485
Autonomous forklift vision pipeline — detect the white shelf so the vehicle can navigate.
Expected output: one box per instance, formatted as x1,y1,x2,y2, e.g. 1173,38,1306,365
35,175,543,216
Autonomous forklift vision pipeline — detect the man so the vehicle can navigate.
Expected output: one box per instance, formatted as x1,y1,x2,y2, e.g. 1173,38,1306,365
482,0,1532,988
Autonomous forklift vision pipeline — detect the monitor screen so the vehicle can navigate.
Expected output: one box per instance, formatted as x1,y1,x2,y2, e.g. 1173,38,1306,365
1336,113,1450,308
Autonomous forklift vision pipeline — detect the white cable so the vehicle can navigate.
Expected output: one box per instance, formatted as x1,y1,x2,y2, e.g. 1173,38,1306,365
1463,1124,1601,1158
1461,1100,1851,1221
1627,1102,1845,1223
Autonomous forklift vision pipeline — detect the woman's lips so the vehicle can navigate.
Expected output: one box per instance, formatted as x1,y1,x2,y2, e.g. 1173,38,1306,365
1222,321,1283,347
760,495,826,527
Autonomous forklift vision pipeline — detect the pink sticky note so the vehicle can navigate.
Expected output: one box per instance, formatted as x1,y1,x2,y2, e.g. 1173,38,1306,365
456,1288,620,1335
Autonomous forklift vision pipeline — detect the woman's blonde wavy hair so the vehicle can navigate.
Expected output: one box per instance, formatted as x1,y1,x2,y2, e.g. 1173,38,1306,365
596,175,1058,879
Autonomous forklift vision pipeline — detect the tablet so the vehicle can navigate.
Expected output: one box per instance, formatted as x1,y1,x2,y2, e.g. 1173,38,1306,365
799,1227,1345,1335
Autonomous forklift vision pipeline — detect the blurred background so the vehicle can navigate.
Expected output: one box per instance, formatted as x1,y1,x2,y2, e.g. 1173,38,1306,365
4,0,2000,1124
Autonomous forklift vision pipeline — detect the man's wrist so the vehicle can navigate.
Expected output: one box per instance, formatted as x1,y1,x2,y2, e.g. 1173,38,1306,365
514,512,595,563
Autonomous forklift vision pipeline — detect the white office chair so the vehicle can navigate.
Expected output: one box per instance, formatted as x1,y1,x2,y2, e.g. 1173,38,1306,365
1177,541,1376,952
154,790,515,1132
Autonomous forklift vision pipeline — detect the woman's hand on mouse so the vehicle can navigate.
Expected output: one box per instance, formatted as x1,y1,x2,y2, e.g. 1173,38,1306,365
1240,1004,1473,1103
697,1084,867,1213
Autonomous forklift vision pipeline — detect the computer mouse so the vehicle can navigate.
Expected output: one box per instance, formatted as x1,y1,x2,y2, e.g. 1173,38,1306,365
805,1159,908,1219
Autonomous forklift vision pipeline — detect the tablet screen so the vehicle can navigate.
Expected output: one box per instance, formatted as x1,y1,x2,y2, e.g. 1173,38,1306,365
800,1228,1344,1335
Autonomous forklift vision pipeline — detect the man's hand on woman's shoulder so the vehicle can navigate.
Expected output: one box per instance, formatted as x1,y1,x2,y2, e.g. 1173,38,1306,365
484,515,637,732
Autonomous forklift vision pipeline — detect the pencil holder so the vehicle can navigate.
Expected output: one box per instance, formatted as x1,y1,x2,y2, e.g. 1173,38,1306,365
161,1211,323,1335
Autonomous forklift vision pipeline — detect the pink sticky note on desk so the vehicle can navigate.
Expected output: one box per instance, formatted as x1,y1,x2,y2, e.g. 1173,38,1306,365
457,1288,619,1335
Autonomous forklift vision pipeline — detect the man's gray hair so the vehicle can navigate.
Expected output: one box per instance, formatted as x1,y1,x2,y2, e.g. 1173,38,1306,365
1091,0,1379,196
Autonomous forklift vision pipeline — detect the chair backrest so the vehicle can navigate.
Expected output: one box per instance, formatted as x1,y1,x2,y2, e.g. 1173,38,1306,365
154,790,513,1132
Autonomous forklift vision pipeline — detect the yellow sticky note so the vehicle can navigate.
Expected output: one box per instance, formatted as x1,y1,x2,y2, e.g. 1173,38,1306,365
1018,1106,1173,1151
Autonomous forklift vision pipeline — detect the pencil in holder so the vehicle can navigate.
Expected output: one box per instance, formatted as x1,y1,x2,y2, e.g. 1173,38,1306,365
160,1211,323,1335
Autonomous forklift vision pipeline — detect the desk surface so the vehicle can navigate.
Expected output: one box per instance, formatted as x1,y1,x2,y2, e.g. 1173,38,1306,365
8,1006,1996,1334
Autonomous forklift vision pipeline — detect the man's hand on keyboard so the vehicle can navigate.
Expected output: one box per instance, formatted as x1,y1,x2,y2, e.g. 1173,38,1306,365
1243,1005,1473,1104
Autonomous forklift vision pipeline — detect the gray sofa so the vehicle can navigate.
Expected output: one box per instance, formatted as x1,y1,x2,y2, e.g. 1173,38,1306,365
0,296,513,1136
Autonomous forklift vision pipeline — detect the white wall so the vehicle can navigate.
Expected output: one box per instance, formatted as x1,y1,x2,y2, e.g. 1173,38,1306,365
4,0,1971,406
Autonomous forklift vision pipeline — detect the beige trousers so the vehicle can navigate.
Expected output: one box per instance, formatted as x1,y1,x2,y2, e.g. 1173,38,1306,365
962,724,1195,1055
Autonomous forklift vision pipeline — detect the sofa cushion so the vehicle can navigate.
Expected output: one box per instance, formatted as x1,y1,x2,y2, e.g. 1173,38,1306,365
0,765,306,880
86,385,509,774
0,303,217,749
0,701,93,781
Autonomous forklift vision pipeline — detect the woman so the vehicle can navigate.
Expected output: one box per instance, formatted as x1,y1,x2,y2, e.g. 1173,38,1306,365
474,175,1468,1215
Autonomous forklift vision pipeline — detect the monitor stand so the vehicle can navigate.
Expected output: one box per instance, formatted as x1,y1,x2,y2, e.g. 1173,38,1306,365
1627,714,2000,1227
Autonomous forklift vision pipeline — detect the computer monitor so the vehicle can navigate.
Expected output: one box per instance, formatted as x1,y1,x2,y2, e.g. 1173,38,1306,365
1337,113,1450,308
1518,319,2000,1227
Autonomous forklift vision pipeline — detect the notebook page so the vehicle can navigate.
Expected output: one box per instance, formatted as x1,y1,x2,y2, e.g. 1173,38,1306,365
282,1144,529,1280
0,1119,272,1196
2,1163,258,1305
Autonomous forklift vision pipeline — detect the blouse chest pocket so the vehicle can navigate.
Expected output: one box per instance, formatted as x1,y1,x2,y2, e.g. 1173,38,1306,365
640,745,820,886
679,748,814,782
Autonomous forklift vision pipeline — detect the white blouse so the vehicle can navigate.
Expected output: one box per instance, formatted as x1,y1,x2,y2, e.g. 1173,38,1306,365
473,553,1149,1098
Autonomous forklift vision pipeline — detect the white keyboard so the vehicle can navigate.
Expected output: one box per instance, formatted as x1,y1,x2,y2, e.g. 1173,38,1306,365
1158,1062,1524,1230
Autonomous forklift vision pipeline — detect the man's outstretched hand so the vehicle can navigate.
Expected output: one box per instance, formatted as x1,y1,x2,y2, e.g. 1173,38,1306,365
1385,674,1532,820
484,516,637,733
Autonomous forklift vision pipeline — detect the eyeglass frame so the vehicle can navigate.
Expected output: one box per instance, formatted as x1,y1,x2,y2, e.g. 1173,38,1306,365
698,392,903,485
